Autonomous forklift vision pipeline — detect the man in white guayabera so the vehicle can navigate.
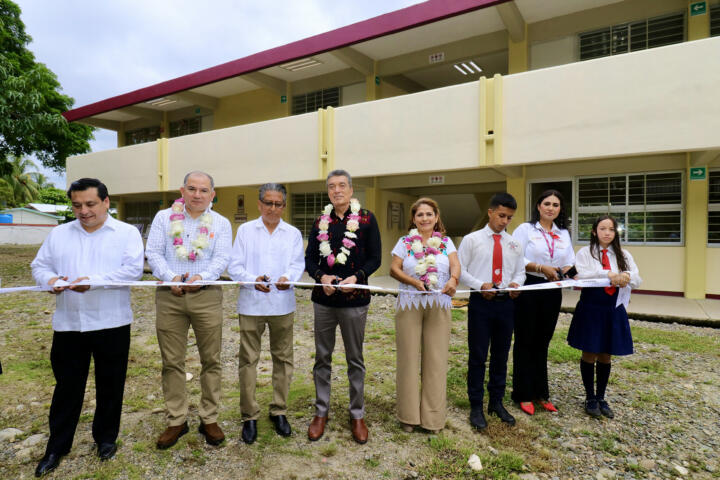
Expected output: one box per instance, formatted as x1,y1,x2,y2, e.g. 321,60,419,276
145,171,232,450
31,178,144,477
228,183,304,444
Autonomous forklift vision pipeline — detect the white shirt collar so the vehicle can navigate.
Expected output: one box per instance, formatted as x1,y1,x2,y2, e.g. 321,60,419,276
534,221,559,234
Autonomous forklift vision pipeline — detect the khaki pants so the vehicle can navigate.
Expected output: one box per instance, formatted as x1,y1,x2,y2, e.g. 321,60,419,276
238,313,294,420
395,303,451,430
156,286,223,426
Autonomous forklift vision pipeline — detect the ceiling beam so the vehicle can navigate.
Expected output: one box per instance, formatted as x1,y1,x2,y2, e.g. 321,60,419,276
291,68,364,96
490,166,524,178
690,149,720,167
377,30,507,76
382,74,425,94
496,1,525,42
117,106,163,122
167,91,218,110
328,47,375,76
80,117,122,131
244,71,287,95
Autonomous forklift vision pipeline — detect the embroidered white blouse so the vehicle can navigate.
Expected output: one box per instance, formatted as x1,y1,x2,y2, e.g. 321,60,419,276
391,236,456,311
575,245,642,307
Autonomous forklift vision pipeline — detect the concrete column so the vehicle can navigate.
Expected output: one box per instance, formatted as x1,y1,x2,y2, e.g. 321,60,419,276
365,61,379,101
684,155,708,298
687,0,710,41
505,167,526,234
508,25,529,74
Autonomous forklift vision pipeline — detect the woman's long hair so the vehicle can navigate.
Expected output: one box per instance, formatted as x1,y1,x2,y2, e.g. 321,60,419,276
408,197,446,235
589,214,628,272
529,189,569,230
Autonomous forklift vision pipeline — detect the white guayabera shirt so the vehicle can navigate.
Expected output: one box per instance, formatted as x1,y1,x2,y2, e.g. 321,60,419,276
30,216,144,332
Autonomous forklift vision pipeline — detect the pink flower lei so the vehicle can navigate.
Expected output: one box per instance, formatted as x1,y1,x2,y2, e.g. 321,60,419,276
317,199,361,267
169,198,213,262
404,229,447,289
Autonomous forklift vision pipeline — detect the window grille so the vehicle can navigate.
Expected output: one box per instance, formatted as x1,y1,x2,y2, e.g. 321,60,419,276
125,201,162,238
575,172,683,244
169,117,202,138
709,170,720,244
125,126,161,145
579,12,685,60
291,192,328,238
292,87,340,115
711,4,720,37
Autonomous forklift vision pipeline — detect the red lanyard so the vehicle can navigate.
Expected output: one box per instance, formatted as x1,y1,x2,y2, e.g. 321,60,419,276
537,227,556,259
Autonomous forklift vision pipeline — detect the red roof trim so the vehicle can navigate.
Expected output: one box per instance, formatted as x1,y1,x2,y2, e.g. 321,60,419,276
63,0,509,122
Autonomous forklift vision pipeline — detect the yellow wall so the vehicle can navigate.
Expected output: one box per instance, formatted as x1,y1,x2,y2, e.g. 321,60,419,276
707,248,720,295
368,188,418,276
379,81,407,99
214,88,288,130
624,246,685,292
213,186,261,237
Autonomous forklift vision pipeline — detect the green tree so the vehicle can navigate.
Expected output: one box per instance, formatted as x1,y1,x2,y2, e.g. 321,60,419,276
0,0,94,176
38,185,74,222
0,156,40,207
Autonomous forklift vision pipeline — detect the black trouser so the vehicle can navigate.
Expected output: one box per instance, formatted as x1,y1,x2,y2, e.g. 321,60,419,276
511,275,562,402
46,324,130,455
467,293,514,407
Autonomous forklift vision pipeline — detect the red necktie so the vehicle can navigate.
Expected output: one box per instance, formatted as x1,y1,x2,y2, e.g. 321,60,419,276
601,249,616,295
492,234,503,285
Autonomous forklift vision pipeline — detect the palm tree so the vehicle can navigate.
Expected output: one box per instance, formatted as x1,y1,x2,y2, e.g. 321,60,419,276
0,156,41,208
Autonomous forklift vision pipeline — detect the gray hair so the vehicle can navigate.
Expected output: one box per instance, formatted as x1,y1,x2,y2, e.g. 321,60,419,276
183,171,215,189
326,169,352,188
259,183,287,203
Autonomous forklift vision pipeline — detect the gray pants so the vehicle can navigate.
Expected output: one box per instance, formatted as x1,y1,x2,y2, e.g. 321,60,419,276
312,303,369,419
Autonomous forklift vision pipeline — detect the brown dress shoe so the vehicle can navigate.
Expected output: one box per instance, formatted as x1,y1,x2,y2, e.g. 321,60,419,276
198,421,225,446
351,418,368,444
307,416,328,441
156,422,189,449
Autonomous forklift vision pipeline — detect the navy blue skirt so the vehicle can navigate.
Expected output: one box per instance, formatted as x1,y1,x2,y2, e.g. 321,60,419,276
567,287,633,356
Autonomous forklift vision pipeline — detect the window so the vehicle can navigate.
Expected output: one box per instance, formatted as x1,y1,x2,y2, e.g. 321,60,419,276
169,117,202,138
579,12,685,60
125,201,162,238
575,172,683,244
712,4,720,37
291,192,327,237
292,87,340,115
125,126,161,145
709,171,720,244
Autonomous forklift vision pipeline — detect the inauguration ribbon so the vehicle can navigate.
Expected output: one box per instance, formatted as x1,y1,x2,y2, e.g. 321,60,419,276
0,278,611,295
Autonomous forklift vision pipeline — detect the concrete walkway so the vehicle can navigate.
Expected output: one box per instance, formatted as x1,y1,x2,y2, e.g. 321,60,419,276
352,274,720,327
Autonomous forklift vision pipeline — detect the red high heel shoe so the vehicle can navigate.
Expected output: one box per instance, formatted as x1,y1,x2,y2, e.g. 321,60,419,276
539,400,558,412
519,402,534,415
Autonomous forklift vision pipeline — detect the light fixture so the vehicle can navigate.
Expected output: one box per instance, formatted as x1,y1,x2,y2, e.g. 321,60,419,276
279,57,323,72
146,98,177,107
452,60,483,75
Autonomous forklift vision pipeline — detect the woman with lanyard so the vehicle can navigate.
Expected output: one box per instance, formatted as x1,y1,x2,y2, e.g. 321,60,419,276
511,189,575,415
390,198,460,433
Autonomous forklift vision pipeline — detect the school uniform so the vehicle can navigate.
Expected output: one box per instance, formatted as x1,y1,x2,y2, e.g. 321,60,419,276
567,246,641,356
511,222,574,403
458,226,525,407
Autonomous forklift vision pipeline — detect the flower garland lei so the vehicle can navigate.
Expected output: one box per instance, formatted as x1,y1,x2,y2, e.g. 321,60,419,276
317,199,361,267
169,198,213,261
405,228,447,289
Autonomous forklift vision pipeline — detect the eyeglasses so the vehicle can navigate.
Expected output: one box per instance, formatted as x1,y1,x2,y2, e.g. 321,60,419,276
260,200,285,208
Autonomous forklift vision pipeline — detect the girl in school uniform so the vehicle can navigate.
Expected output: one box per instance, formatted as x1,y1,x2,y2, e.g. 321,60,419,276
567,215,641,419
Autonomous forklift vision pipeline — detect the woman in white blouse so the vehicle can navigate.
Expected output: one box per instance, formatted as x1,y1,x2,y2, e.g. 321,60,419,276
511,189,574,415
567,215,641,419
390,198,460,433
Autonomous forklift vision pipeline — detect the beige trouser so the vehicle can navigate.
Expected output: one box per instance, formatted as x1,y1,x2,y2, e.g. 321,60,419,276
395,303,451,431
238,313,294,420
155,286,223,426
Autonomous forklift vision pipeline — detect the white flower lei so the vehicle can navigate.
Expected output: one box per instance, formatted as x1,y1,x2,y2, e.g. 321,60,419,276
169,198,213,261
406,228,445,289
317,199,361,267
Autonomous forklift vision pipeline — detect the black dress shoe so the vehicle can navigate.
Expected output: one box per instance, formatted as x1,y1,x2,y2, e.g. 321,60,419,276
584,399,602,418
97,442,117,461
488,401,516,426
469,407,487,430
270,414,292,437
241,419,257,444
35,452,63,477
598,399,614,419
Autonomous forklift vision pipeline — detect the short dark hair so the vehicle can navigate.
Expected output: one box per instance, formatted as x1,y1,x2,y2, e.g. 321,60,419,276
489,192,517,210
67,178,109,201
259,183,287,202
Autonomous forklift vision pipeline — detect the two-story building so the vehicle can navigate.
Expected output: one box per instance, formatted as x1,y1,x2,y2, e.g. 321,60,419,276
63,0,720,298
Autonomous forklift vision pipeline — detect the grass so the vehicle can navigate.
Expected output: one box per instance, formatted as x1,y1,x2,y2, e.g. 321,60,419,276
548,328,579,364
631,326,720,356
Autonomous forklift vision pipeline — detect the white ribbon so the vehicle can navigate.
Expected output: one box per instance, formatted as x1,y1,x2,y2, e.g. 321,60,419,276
0,278,611,295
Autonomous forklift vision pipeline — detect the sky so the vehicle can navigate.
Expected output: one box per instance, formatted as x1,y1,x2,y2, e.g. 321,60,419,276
15,0,422,187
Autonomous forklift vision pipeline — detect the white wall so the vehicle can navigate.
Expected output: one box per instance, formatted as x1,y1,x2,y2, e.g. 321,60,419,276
5,210,58,225
0,225,54,245
504,36,720,165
